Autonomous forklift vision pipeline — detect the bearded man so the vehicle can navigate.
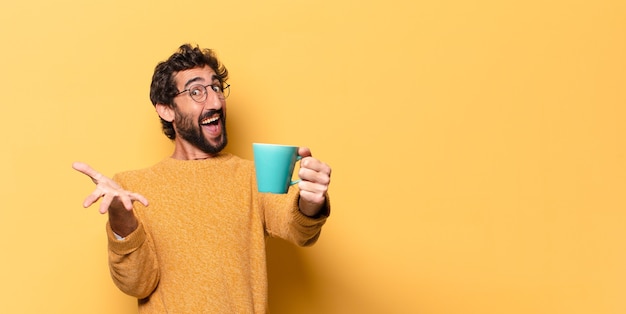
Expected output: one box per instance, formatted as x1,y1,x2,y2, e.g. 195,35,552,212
73,44,331,313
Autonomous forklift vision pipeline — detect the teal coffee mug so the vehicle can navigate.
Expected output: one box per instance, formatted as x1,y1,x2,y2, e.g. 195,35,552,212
253,143,302,194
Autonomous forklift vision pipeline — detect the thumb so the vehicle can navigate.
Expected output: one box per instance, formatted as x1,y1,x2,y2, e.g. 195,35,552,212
72,161,101,183
298,146,312,158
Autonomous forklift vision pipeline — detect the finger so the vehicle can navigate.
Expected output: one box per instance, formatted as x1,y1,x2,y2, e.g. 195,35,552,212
81,186,103,207
119,194,135,211
119,191,147,210
297,147,312,158
301,157,331,173
129,192,149,207
298,188,327,205
72,162,103,183
299,159,331,178
82,194,100,208
115,191,149,211
99,193,114,214
298,177,329,194
299,167,331,186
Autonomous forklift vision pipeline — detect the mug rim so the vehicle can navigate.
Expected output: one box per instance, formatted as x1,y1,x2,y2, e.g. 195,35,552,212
253,143,298,148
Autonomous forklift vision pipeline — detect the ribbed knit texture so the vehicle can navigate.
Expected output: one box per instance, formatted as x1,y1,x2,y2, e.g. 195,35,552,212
105,153,329,313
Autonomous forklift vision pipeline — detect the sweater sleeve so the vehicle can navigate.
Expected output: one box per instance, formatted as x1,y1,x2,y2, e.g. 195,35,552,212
262,186,330,247
106,213,160,299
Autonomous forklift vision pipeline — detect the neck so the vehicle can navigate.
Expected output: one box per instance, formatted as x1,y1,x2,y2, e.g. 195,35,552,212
171,139,219,160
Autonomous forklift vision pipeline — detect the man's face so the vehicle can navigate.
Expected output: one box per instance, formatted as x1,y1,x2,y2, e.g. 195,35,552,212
172,66,228,155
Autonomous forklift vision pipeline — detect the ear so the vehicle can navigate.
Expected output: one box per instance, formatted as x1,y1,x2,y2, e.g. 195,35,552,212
156,103,174,122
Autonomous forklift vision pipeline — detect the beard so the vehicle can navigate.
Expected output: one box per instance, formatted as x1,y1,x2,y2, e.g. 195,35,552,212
174,108,228,155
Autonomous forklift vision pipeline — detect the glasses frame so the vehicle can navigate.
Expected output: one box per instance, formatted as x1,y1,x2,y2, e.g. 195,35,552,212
175,82,231,102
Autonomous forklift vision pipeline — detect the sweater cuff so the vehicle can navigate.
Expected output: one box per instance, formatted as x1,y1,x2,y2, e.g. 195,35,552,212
106,221,147,255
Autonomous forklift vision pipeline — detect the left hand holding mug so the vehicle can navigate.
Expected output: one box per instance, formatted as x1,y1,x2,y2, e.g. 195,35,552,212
297,147,332,217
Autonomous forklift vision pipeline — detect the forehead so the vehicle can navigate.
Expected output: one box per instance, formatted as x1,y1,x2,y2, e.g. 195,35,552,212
173,65,218,88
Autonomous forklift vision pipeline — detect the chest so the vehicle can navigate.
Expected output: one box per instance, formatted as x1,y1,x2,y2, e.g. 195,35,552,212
133,173,261,254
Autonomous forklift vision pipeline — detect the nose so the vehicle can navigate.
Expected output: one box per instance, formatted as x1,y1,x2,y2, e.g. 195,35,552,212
204,88,225,109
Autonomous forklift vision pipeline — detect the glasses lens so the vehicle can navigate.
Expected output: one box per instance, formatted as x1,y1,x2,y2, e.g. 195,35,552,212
189,85,207,102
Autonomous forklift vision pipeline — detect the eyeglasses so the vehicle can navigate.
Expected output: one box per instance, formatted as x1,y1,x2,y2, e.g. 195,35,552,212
175,82,231,102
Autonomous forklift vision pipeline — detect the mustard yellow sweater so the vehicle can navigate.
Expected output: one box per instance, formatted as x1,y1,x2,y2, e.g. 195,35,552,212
106,153,329,313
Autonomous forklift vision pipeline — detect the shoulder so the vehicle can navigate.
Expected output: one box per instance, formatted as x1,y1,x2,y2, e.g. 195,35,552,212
222,153,255,176
112,159,170,186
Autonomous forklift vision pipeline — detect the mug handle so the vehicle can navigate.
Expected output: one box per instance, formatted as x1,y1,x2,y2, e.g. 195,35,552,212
290,155,303,186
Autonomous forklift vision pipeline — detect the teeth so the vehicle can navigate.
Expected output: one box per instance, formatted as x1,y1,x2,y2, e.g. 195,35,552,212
201,116,219,125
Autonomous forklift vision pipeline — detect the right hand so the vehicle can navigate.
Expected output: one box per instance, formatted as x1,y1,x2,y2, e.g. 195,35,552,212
72,162,149,214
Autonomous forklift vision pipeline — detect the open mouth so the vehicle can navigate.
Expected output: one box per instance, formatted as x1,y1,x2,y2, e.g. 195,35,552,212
200,109,223,126
201,113,220,126
199,109,224,138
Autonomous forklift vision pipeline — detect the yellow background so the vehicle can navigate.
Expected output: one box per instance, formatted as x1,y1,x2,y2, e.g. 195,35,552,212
1,0,624,313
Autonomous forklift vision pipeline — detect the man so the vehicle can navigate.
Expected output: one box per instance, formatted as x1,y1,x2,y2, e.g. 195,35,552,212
73,44,331,313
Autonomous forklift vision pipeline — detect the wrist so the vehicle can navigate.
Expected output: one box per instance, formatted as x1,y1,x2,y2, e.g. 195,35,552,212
298,197,329,218
108,210,138,238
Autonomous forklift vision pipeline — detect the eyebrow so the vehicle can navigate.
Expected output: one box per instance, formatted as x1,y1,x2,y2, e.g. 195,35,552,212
182,74,221,90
